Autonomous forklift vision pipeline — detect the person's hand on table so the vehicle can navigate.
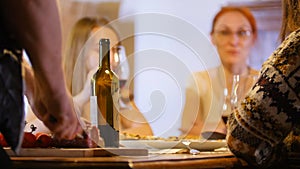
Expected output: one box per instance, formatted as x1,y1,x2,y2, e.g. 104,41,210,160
24,62,83,140
28,80,83,140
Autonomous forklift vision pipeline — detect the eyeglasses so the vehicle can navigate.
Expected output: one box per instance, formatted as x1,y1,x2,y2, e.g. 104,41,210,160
214,30,252,40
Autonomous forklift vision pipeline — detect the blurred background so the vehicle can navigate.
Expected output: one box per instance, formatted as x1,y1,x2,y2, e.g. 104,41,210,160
58,0,282,137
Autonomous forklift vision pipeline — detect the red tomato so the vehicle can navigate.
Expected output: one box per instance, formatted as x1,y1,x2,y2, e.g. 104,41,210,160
0,133,8,147
22,132,36,148
35,133,52,148
35,132,47,138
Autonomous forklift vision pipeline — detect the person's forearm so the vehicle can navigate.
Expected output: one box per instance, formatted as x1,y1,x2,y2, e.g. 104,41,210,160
1,0,66,96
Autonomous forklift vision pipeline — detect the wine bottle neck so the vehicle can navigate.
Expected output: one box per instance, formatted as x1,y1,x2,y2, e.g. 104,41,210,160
99,39,110,69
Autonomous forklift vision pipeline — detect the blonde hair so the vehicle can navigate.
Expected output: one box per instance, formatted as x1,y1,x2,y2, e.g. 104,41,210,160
63,17,116,95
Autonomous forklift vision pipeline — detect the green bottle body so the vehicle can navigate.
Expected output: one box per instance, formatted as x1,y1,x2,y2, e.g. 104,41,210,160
91,39,120,147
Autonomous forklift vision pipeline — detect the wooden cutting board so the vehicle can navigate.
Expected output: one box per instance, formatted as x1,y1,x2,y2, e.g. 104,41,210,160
5,147,148,157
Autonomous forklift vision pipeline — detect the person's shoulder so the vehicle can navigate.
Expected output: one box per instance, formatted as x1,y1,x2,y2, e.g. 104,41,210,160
280,28,300,51
249,67,259,76
263,29,300,66
186,67,219,88
191,66,220,78
290,28,300,39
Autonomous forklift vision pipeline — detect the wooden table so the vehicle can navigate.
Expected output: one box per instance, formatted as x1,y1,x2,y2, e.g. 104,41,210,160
10,151,250,169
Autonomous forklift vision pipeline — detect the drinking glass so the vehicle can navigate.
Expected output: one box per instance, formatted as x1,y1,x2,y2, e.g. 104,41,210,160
111,45,131,109
230,74,258,110
221,88,230,124
111,46,129,87
221,74,258,124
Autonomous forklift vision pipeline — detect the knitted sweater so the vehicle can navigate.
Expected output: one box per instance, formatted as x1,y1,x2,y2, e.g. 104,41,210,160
226,29,300,168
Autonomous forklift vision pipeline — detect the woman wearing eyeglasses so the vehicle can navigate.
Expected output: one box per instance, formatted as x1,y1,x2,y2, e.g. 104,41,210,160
180,7,259,138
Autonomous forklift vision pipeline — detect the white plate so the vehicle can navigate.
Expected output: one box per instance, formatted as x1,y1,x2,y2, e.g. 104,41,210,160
120,140,153,149
146,140,185,149
120,140,185,149
189,140,227,150
120,140,226,151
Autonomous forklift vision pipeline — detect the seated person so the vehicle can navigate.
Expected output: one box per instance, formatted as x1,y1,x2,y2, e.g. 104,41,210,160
180,7,259,138
25,17,153,137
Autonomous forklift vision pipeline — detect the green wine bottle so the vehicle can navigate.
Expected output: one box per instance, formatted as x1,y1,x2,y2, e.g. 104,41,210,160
91,38,120,147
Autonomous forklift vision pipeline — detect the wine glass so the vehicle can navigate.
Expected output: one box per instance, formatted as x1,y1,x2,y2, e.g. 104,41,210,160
230,74,258,110
221,74,257,125
221,88,230,124
111,45,131,109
